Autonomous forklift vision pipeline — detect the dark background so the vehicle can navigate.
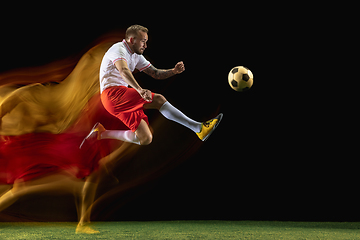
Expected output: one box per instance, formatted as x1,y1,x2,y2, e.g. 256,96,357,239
0,4,356,222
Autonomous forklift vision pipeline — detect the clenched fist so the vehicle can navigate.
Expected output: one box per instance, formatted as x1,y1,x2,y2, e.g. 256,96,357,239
173,61,185,74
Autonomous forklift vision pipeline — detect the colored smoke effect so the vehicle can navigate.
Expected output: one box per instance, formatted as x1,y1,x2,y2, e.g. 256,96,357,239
0,32,209,221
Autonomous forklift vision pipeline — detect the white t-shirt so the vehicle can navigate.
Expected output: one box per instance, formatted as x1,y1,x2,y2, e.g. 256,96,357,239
99,39,151,93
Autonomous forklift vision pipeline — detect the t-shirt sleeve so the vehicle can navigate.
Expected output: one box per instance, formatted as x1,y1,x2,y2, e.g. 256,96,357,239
136,55,151,72
107,45,128,65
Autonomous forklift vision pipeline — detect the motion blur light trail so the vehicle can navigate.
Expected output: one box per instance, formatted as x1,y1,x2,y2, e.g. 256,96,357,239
0,32,210,221
0,35,119,183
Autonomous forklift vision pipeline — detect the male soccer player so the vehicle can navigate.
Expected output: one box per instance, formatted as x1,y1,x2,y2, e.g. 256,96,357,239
81,25,222,147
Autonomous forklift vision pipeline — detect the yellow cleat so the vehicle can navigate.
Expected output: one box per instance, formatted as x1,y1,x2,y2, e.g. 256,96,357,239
79,122,106,149
196,113,223,141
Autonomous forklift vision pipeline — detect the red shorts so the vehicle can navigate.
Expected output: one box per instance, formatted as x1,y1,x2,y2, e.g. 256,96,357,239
101,86,154,132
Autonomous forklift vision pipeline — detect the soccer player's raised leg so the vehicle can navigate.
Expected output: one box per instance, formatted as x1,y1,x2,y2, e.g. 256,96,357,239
144,94,202,133
144,94,223,141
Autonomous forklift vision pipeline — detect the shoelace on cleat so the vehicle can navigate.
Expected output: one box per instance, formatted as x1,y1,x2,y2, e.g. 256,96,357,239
203,119,213,128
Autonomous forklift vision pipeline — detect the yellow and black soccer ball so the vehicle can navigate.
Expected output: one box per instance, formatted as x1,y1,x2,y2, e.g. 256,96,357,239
228,66,253,92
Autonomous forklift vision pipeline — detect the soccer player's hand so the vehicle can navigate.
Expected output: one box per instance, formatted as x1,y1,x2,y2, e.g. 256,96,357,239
173,61,185,74
138,88,152,102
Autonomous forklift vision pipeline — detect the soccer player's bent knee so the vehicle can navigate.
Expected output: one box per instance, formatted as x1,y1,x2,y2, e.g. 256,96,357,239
139,133,153,145
154,94,167,108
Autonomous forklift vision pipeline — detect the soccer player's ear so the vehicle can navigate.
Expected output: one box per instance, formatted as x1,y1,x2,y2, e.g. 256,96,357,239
129,37,135,45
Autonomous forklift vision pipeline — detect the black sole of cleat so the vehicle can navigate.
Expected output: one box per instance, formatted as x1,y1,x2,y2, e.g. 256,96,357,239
79,122,100,149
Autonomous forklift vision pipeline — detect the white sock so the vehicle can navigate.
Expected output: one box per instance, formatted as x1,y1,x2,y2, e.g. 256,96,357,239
100,130,141,145
159,101,202,133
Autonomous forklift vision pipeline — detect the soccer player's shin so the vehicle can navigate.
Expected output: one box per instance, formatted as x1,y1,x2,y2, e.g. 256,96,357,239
159,101,202,133
101,130,141,145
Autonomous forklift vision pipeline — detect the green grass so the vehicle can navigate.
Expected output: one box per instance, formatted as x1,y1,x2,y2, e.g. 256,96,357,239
1,221,360,239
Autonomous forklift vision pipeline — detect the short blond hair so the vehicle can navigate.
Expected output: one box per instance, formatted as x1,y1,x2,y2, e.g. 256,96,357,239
125,25,148,40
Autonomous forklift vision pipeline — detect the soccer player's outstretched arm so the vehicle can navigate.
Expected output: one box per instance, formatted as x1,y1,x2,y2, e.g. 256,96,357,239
143,61,185,80
115,60,152,102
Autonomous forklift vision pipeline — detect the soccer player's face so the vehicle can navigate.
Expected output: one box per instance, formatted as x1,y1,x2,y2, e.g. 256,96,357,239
133,31,148,55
